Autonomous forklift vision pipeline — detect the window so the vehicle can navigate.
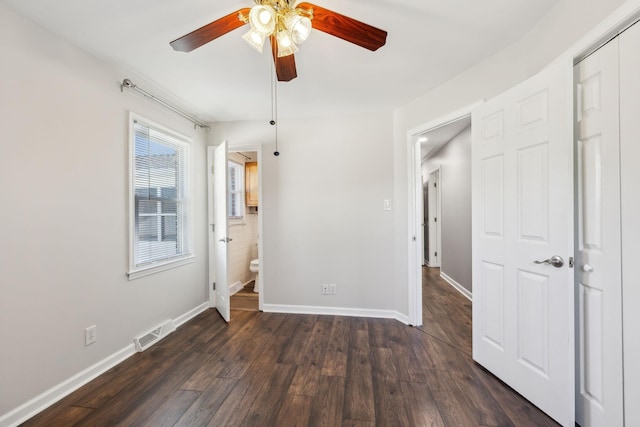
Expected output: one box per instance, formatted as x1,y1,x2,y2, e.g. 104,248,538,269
228,161,244,219
129,115,192,278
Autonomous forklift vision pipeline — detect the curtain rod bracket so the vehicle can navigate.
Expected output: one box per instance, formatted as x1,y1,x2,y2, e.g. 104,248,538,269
120,78,211,132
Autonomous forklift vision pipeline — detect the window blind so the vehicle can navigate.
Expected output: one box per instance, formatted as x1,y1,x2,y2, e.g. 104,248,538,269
132,120,190,268
228,161,244,218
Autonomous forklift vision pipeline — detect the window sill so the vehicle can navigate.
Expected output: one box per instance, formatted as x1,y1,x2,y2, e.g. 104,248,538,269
127,255,195,281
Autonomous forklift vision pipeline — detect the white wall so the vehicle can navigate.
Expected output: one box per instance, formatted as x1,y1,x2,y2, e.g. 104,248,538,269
0,4,209,418
392,0,627,315
425,126,472,292
210,112,396,312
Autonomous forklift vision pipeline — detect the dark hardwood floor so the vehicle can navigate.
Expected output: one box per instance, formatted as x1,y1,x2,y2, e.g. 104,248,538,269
418,266,472,356
21,268,558,426
230,282,259,312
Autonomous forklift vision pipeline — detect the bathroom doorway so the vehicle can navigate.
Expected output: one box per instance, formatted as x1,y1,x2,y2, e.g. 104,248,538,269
208,143,264,320
227,149,260,312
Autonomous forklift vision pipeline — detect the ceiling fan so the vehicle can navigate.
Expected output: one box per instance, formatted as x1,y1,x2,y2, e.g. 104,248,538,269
170,0,387,82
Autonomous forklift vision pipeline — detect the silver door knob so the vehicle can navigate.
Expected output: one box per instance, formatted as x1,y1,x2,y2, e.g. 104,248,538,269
534,255,564,268
582,264,593,272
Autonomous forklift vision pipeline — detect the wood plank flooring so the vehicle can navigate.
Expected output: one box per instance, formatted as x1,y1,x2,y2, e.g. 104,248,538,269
230,282,259,312
21,268,558,426
418,266,472,355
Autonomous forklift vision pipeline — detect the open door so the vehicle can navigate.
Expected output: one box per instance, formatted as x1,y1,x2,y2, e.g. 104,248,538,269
471,61,574,426
209,142,230,322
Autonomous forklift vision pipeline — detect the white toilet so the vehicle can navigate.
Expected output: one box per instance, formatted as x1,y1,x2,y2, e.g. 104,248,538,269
249,259,259,292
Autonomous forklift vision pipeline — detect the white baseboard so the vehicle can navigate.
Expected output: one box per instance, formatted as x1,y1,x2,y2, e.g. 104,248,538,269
0,301,210,427
262,304,409,325
440,272,472,301
174,302,209,327
0,344,136,427
229,281,244,296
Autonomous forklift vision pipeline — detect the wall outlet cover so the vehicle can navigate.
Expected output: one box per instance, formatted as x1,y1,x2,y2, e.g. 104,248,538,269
85,325,97,346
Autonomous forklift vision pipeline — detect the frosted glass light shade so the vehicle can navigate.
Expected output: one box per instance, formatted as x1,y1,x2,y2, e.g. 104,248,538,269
249,5,276,36
276,30,298,57
242,29,266,52
285,14,312,44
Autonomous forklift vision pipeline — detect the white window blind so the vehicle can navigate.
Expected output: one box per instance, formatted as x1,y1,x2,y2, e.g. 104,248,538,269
228,161,244,219
131,118,191,272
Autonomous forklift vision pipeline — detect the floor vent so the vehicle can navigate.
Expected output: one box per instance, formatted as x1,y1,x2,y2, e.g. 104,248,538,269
134,319,176,352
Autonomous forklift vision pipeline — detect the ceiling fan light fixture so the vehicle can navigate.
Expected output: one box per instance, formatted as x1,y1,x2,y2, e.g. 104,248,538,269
285,13,312,44
248,5,276,36
276,29,298,57
242,29,266,52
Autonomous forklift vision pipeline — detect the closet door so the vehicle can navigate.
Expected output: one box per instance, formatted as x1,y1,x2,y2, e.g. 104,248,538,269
620,21,640,427
574,36,623,427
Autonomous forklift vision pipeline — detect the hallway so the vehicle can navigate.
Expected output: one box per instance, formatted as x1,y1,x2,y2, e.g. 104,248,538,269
418,266,472,356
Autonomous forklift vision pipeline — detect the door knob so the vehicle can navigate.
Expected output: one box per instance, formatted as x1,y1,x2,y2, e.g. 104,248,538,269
218,237,233,243
534,255,564,268
582,264,593,272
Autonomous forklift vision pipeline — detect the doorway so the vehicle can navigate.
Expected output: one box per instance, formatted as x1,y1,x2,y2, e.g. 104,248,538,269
227,150,260,312
208,143,264,321
413,115,473,337
426,167,441,268
407,103,480,327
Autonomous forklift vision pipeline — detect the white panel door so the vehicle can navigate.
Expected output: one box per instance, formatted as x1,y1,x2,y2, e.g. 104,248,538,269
574,37,623,427
428,169,440,267
213,141,230,322
472,62,574,426
620,21,640,427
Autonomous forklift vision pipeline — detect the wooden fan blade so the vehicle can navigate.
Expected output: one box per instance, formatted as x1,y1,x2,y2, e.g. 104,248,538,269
297,2,387,51
270,36,297,81
170,8,251,52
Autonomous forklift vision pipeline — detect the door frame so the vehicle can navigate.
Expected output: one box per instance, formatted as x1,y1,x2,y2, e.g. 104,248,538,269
227,143,264,311
406,101,482,326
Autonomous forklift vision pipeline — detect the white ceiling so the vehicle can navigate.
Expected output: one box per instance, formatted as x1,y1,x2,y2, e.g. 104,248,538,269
5,0,559,122
420,116,471,160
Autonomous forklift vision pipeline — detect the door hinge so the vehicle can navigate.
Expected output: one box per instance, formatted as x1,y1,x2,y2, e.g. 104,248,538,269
434,182,437,188
434,217,437,222
435,251,438,257
211,224,215,232
213,282,216,290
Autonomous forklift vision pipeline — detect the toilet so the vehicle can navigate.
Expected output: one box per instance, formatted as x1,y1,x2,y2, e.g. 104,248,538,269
249,259,259,293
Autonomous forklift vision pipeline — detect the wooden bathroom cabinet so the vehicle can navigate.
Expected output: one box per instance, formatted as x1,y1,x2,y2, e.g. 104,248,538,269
245,162,258,207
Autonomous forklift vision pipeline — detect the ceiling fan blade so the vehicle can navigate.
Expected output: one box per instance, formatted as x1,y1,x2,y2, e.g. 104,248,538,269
297,2,387,51
270,36,297,81
170,8,251,52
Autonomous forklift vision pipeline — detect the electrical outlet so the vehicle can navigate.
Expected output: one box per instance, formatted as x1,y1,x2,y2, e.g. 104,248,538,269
329,284,337,295
321,284,329,295
85,325,97,346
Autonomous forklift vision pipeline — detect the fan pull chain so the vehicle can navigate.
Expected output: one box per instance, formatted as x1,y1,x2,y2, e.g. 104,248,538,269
271,63,280,157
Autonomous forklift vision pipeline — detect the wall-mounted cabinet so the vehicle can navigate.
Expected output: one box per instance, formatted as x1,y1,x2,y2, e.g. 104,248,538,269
245,162,258,207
